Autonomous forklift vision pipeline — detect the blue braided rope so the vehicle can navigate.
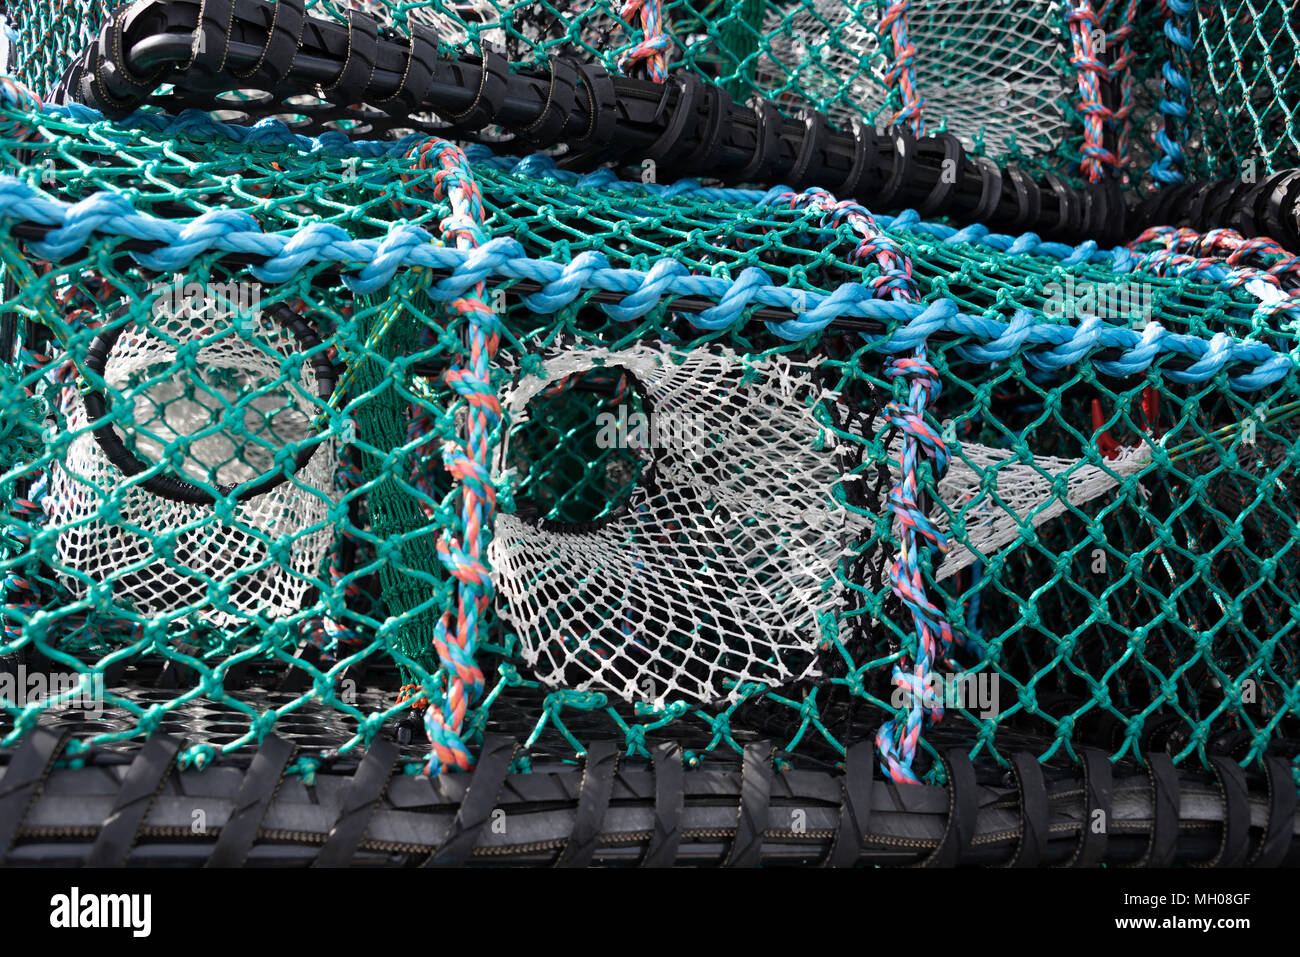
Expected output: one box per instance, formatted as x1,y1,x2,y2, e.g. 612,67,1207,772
1152,0,1192,186
0,177,1291,390
0,79,1287,297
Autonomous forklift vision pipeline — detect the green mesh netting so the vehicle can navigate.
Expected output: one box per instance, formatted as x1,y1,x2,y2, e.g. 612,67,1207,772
0,0,1298,786
1164,0,1299,182
1127,0,1300,188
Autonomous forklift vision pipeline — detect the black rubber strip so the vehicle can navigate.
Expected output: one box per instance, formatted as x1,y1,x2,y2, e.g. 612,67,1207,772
0,727,68,864
517,55,578,148
1002,166,1041,234
0,735,1293,866
556,740,619,867
969,156,1003,223
321,9,379,99
921,749,977,868
642,742,683,867
734,100,781,184
205,734,295,867
917,133,963,217
1137,752,1180,867
825,740,874,867
1201,755,1250,868
788,110,829,189
189,0,237,75
374,22,439,112
1007,751,1048,868
1068,747,1113,867
1042,172,1077,238
89,6,167,116
514,55,559,140
674,81,728,176
1138,713,1184,755
443,47,509,132
85,732,184,867
573,59,617,148
837,121,876,200
1251,755,1297,867
646,72,701,162
725,740,772,867
874,128,916,211
312,737,399,867
233,0,306,82
423,734,516,866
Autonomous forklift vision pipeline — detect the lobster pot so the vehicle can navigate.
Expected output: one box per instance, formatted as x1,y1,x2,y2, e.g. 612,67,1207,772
1,0,1299,804
1151,0,1300,180
46,308,338,626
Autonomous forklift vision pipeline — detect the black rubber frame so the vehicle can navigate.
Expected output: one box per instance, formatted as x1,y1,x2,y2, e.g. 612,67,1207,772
1,730,1297,867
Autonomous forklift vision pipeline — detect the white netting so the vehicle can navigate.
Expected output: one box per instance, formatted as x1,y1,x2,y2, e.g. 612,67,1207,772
46,309,338,625
758,0,1071,158
492,342,1150,706
491,343,867,706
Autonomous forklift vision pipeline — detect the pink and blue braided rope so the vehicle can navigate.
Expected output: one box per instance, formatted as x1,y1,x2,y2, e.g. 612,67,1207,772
878,0,926,136
1069,0,1139,182
403,138,499,773
617,0,670,83
764,186,953,784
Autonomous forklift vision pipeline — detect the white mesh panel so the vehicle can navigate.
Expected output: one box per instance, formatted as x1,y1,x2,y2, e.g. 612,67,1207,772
491,344,868,706
759,0,1070,159
46,310,338,625
491,342,1150,706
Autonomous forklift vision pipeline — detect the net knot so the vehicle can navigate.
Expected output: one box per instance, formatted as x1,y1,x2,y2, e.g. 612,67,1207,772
544,689,608,713
178,743,216,771
287,756,322,786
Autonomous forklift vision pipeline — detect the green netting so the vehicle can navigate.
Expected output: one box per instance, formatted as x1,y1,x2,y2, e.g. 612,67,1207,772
1129,0,1300,188
17,0,1300,191
1166,0,1299,182
0,0,1298,786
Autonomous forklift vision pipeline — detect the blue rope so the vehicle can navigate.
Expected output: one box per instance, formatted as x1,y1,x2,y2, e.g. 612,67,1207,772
0,177,1292,389
0,80,1280,294
1152,0,1192,186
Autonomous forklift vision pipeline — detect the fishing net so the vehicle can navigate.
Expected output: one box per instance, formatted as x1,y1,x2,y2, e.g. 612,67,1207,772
0,0,1297,830
1141,0,1300,186
757,0,1074,161
493,342,865,707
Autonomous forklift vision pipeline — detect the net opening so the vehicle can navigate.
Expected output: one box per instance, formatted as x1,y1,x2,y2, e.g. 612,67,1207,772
81,300,337,505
